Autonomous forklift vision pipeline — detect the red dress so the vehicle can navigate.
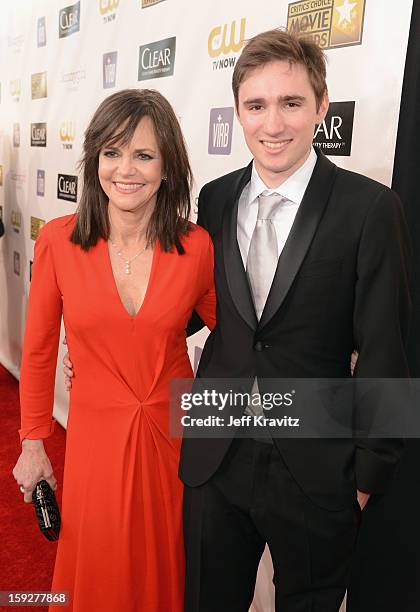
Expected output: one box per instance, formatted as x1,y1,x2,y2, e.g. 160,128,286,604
19,215,216,611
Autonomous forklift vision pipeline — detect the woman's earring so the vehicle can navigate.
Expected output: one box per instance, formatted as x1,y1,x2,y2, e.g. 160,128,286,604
162,175,167,181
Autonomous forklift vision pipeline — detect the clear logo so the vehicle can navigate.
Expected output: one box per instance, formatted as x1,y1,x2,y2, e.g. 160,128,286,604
138,37,176,81
31,122,47,147
59,1,80,38
57,174,78,202
14,252,21,276
313,101,355,156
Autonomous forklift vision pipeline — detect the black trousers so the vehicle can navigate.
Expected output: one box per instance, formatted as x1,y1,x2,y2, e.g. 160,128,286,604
183,439,361,612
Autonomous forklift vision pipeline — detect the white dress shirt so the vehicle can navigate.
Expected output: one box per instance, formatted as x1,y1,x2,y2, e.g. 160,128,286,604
237,147,317,268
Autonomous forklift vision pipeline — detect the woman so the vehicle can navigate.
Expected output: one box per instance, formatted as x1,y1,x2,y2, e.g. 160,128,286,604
12,89,216,611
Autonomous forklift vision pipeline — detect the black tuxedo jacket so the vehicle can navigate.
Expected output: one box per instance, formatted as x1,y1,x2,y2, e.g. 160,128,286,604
179,148,411,510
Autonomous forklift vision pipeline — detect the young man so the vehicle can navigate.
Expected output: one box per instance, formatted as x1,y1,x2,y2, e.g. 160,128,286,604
180,29,411,611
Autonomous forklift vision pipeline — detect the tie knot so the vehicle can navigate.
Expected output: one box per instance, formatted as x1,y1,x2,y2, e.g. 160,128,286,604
257,193,284,220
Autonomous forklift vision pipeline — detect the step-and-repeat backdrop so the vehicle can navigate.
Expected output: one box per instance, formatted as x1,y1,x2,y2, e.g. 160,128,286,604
0,1,413,609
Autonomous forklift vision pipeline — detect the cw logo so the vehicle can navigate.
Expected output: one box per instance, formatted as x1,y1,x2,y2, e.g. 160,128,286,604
10,80,21,97
208,18,246,58
60,122,76,142
99,0,120,14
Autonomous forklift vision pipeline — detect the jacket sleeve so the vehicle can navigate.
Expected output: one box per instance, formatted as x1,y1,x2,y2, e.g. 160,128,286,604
19,224,63,442
353,187,412,493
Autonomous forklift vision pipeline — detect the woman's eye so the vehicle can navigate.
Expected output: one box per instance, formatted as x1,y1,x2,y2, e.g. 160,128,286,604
103,150,117,158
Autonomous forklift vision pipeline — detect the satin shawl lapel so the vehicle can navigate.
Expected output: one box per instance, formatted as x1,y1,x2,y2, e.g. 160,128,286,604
259,151,338,330
222,161,257,331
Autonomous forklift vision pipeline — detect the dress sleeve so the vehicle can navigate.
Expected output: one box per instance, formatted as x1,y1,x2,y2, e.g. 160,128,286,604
194,231,216,331
19,224,63,442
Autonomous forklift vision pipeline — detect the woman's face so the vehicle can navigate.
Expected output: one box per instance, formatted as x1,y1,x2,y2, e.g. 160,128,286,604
98,116,164,214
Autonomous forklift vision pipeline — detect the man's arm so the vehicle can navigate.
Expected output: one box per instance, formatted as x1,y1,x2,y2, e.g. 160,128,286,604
353,187,412,494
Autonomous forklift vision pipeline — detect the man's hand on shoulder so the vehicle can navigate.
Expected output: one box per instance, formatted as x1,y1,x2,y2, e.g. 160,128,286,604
62,337,73,390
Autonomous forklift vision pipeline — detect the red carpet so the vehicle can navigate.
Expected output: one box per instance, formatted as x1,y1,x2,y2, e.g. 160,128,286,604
0,364,66,611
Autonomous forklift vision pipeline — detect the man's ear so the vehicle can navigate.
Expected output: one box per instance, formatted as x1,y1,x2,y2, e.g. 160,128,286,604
234,102,242,126
316,92,329,124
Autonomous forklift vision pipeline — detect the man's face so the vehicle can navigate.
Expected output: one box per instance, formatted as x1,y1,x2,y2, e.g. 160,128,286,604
236,60,328,188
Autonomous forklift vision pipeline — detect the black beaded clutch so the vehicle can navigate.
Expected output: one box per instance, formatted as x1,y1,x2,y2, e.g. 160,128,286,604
31,480,61,541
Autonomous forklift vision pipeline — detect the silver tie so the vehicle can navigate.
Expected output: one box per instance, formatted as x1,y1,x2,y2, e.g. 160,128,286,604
246,193,283,320
245,193,284,429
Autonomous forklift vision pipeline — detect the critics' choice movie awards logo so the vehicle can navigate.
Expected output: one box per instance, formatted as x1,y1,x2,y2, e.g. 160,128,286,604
208,107,234,155
57,174,78,202
11,210,22,233
103,52,118,88
31,216,46,241
141,0,166,7
37,170,45,196
60,121,76,149
208,18,246,71
313,101,355,156
100,0,119,23
287,0,366,49
31,72,47,99
37,17,46,47
10,79,21,101
14,252,20,276
138,37,176,81
31,122,47,147
59,1,80,38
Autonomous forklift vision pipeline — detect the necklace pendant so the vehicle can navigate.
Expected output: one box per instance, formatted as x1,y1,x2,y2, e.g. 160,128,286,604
125,262,131,274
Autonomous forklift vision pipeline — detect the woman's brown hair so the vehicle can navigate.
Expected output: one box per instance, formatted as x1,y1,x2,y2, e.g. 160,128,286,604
71,88,192,253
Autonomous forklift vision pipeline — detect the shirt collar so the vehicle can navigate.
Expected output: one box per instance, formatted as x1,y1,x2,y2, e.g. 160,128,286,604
247,147,317,207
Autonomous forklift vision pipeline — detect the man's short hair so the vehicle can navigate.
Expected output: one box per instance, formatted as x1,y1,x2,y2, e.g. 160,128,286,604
232,29,327,111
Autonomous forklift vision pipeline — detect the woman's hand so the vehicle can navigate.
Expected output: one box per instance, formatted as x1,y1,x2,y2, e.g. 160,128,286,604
357,489,371,510
12,439,57,503
350,350,359,376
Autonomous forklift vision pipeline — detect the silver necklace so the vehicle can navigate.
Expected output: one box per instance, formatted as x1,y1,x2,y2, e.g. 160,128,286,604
109,239,147,275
